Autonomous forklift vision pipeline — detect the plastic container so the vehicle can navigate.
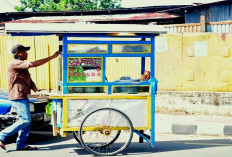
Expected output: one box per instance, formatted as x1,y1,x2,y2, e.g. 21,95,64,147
0,95,9,100
72,87,85,93
85,87,97,93
0,99,12,114
45,100,52,117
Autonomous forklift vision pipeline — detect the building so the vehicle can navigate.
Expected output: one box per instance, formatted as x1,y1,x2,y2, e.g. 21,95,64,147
165,0,232,33
0,5,189,33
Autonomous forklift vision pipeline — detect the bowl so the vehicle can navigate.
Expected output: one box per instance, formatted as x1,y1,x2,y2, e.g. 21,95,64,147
85,87,97,93
72,87,85,93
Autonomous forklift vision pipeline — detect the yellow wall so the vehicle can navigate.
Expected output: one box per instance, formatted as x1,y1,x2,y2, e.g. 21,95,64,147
155,34,183,91
0,35,59,91
1,33,232,92
106,57,141,82
155,33,232,92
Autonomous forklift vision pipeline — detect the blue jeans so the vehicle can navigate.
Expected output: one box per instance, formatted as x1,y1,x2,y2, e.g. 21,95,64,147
0,99,31,149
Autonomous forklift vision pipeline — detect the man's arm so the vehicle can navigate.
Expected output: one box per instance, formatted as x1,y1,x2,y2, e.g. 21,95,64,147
29,51,61,68
31,80,38,93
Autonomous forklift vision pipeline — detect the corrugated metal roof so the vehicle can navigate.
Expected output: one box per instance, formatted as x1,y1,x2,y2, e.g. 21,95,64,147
165,0,229,15
5,12,177,24
0,5,187,18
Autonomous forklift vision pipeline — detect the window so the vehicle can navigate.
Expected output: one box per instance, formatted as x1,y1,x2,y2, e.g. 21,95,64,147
113,44,151,53
68,44,108,53
68,57,103,82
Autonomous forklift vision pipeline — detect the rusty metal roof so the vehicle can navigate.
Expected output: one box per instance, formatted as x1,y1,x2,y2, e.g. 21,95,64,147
5,12,178,24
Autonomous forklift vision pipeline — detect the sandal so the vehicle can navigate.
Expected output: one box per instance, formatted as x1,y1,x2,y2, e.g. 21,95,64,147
0,140,6,150
17,145,38,151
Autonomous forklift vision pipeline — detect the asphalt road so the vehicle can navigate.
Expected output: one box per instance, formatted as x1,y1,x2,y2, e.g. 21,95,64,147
1,131,232,157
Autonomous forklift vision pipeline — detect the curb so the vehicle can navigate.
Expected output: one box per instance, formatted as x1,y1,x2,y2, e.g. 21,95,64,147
172,124,197,135
171,124,232,136
155,114,232,136
157,123,232,136
223,126,232,136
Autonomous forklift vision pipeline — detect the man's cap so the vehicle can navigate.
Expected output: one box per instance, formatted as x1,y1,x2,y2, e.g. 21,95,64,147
11,44,30,54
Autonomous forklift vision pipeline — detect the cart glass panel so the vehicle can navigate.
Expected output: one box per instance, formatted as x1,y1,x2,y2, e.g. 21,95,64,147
68,86,106,93
112,44,151,53
68,44,108,53
68,57,103,82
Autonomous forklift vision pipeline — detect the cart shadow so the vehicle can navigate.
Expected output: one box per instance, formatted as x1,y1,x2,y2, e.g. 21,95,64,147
4,131,87,154
28,132,91,155
120,139,232,155
70,138,232,156
33,138,232,155
4,131,73,145
5,138,232,155
5,131,232,156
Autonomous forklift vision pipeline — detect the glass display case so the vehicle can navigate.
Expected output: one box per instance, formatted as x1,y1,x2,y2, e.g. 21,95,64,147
58,35,155,94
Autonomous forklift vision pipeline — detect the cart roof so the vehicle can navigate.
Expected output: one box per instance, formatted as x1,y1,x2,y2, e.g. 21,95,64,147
5,23,166,35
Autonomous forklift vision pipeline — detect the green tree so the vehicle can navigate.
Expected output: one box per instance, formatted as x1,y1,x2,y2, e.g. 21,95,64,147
15,0,121,12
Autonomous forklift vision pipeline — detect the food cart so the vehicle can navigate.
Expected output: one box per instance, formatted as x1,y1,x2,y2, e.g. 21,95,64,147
5,23,166,156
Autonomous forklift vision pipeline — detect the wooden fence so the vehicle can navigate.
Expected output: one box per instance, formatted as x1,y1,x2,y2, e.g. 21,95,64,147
163,21,232,33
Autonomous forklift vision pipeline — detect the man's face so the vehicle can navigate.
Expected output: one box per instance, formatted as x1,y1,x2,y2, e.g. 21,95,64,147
18,50,28,60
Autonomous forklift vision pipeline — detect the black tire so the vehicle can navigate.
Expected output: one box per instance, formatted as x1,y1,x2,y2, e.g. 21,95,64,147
73,131,81,144
78,108,133,156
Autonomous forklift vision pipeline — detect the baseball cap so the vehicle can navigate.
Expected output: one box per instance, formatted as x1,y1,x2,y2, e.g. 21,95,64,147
11,44,30,54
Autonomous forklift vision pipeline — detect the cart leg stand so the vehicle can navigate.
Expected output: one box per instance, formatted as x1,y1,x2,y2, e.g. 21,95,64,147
150,35,157,148
52,110,58,136
150,79,157,148
139,130,144,143
52,100,60,136
60,129,67,137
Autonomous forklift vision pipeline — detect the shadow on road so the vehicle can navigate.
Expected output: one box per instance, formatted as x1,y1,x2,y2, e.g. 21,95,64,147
5,131,232,156
28,131,91,155
155,139,232,152
122,139,232,155
27,131,74,145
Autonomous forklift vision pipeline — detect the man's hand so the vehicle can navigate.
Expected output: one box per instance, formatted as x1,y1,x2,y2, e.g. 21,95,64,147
33,88,40,93
28,90,50,99
52,51,61,59
36,90,50,96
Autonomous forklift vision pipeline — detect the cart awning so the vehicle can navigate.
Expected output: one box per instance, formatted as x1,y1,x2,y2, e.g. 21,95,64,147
5,23,167,35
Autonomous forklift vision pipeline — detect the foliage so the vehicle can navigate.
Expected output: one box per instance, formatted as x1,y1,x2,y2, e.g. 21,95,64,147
15,0,121,12
69,66,87,81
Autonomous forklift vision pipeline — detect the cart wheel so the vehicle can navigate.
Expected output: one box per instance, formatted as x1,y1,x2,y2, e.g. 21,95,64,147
73,131,81,144
74,130,121,147
78,108,133,156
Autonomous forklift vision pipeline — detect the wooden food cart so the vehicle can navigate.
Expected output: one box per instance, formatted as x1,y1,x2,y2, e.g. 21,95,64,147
5,23,166,156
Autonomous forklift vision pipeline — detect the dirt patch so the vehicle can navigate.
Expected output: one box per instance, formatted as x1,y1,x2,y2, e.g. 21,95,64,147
155,106,195,115
155,106,232,117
